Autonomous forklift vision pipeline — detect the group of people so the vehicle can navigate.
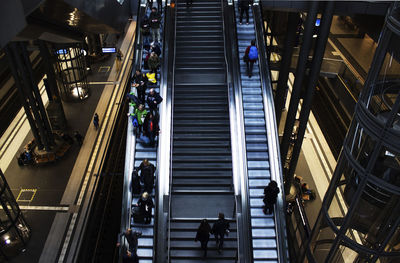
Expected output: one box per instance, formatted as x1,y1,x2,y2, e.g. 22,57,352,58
195,213,231,258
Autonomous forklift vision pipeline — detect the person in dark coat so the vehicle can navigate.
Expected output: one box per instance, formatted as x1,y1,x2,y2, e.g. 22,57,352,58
116,228,142,253
146,88,163,114
137,192,154,224
93,113,99,130
195,219,212,258
141,15,151,47
244,39,258,78
150,42,161,57
211,213,230,253
138,159,156,193
131,69,148,104
263,180,280,214
132,168,141,194
149,7,161,43
239,0,250,25
143,113,159,147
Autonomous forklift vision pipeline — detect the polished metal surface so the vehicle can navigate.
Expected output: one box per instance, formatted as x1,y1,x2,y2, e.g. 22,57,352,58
253,4,289,262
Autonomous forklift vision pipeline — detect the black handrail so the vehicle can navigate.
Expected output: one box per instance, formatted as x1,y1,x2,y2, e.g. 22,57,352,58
154,1,176,262
222,0,253,262
253,3,289,262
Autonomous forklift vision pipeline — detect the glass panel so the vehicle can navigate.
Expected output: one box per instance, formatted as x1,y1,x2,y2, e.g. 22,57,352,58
310,216,337,262
346,125,376,168
332,244,373,263
372,147,400,187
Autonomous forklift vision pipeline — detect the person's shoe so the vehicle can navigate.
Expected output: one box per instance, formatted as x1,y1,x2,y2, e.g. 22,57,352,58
249,74,252,78
218,249,222,254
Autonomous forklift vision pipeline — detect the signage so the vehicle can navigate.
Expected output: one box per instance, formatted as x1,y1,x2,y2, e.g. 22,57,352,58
102,47,117,53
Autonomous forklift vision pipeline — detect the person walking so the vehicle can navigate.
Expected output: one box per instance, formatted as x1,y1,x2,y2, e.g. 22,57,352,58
116,48,123,72
244,40,258,78
122,250,139,263
136,192,154,224
116,228,142,253
239,0,250,25
134,104,148,136
138,159,156,193
93,113,99,130
141,15,151,47
263,180,280,214
195,219,212,258
149,7,161,43
211,213,230,254
74,131,84,146
131,69,148,104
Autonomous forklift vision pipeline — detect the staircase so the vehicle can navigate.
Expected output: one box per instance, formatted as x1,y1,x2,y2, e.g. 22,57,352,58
236,6,279,262
168,0,237,262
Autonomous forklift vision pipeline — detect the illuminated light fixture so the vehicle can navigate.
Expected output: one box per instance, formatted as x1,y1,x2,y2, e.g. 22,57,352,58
4,236,11,245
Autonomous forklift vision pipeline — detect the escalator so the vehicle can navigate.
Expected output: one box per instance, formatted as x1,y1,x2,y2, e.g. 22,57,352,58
232,1,289,262
168,0,237,261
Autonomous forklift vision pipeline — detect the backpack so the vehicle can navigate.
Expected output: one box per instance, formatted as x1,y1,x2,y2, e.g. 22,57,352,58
248,46,258,60
131,114,139,127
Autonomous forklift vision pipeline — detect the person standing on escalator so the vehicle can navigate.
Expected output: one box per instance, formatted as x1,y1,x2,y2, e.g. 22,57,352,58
244,39,258,78
239,0,250,25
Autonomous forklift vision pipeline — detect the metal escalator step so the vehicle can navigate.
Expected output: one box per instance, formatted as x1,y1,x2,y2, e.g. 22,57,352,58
253,238,277,249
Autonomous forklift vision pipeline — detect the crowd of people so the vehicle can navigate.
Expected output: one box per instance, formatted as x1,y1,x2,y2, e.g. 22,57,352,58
127,6,163,148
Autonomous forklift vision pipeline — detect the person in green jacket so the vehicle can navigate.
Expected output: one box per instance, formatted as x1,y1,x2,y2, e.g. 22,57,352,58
135,104,147,135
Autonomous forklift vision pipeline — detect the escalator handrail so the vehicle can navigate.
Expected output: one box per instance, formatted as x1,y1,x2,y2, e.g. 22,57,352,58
222,0,253,261
154,0,176,261
252,2,289,262
120,0,146,259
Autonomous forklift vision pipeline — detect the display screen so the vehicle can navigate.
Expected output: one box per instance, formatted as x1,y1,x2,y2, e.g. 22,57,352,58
102,47,117,53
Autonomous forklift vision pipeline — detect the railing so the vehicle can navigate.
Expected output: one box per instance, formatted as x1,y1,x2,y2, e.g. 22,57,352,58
119,0,146,259
223,0,253,262
155,0,175,261
253,1,289,262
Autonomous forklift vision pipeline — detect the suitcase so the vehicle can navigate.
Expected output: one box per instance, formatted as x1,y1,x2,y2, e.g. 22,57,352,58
132,206,144,223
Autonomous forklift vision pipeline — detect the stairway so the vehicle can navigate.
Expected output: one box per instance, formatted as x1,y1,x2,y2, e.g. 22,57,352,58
169,0,237,262
236,6,279,262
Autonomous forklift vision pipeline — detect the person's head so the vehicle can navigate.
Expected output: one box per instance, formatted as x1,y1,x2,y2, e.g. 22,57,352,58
251,40,256,46
269,180,278,188
138,104,144,111
218,213,225,220
151,52,156,57
135,69,141,75
143,158,149,165
142,192,149,200
125,228,132,235
151,7,157,13
200,219,208,227
149,88,155,95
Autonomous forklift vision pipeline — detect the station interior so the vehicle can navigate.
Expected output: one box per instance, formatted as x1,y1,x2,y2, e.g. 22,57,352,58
0,0,399,262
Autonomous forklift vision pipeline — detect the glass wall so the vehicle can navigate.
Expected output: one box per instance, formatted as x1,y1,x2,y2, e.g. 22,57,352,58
307,3,400,262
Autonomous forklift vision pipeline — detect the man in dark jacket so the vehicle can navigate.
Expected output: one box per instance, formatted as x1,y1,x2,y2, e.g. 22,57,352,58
149,7,161,43
146,88,163,114
141,15,151,47
239,0,251,24
263,180,280,214
131,69,148,104
211,213,230,253
150,42,162,56
116,228,142,253
138,159,156,193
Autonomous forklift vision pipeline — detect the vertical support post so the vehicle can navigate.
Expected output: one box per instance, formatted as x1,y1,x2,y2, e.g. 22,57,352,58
275,12,299,124
4,45,43,148
287,1,335,182
280,1,318,192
